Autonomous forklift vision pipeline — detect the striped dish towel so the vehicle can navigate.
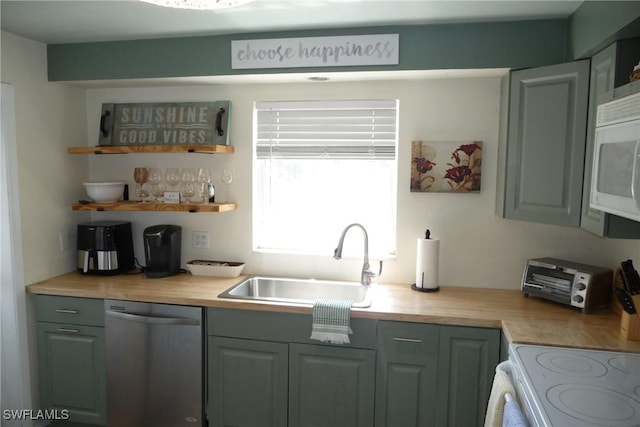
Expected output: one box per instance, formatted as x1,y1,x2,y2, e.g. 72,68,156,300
503,400,528,427
310,299,353,344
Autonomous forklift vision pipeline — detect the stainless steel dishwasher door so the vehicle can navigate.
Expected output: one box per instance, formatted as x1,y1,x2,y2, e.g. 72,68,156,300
105,300,204,427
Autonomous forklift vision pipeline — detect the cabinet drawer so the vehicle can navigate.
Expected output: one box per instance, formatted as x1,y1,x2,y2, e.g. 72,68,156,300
377,320,439,357
34,295,104,327
208,307,377,349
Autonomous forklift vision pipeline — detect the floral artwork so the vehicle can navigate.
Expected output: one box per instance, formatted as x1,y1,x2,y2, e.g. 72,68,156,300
410,141,482,192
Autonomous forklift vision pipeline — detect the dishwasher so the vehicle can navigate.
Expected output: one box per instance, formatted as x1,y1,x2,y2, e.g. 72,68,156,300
105,299,205,427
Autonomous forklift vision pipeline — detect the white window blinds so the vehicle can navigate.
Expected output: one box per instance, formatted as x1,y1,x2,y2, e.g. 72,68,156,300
255,99,398,160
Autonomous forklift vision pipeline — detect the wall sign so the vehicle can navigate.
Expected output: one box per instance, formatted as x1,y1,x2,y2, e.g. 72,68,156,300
231,34,399,70
98,101,231,146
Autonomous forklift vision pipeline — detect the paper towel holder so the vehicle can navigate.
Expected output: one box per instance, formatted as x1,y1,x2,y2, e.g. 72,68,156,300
412,228,439,292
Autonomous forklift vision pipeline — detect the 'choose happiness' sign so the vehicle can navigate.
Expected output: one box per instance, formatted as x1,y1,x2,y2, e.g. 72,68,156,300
231,34,399,70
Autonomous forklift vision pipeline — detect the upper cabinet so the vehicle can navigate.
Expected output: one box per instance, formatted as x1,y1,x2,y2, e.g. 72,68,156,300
497,38,640,237
496,59,590,226
580,40,640,238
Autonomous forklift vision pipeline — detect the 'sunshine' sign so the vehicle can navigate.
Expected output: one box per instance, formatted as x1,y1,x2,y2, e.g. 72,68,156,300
231,34,399,69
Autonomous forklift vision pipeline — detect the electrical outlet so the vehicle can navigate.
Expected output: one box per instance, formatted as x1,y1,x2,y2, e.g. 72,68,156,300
192,231,210,249
58,229,71,252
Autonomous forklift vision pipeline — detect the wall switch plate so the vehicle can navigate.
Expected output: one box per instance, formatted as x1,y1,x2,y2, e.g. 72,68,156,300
192,231,210,249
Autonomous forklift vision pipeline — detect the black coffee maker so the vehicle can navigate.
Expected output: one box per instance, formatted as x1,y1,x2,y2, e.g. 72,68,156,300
77,220,135,275
143,225,182,278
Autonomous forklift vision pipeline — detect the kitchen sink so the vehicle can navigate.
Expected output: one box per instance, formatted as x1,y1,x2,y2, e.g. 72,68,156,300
218,276,374,308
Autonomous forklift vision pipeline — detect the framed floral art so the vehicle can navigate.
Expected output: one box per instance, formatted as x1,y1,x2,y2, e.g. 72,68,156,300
410,140,482,192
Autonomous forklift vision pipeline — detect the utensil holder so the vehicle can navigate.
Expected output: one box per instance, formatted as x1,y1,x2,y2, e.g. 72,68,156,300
620,294,640,341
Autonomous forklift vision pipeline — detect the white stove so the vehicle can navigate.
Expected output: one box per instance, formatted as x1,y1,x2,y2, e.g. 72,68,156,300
509,344,640,427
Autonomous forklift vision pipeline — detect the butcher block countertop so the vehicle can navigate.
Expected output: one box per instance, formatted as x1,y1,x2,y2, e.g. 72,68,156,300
27,271,640,353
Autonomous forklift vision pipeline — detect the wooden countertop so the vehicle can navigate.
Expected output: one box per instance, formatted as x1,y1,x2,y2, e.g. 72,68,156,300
27,271,640,353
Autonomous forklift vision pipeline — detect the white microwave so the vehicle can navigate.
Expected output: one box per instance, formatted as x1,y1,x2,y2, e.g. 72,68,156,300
590,91,640,222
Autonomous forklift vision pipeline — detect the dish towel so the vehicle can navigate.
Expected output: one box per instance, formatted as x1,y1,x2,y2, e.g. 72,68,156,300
484,361,516,427
310,299,353,344
503,399,528,427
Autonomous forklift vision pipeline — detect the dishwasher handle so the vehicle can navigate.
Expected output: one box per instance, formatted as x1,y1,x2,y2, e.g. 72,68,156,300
106,310,200,326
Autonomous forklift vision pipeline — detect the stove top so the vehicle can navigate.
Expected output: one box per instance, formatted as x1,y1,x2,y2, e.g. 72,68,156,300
510,344,640,427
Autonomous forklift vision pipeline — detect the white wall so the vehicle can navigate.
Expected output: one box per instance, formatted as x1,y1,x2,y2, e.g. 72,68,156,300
85,77,625,289
1,31,89,285
1,30,89,414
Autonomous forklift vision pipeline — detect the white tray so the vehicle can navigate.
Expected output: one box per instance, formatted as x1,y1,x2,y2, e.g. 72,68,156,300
186,260,245,278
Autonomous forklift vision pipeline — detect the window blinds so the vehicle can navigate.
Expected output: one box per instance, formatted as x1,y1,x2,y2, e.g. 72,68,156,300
255,99,397,160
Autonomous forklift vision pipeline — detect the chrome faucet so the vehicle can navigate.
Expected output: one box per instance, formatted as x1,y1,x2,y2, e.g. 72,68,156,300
333,223,382,286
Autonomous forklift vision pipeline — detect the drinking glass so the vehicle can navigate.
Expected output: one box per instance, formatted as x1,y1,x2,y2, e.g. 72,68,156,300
181,168,197,203
165,168,181,190
221,169,233,202
197,168,212,203
148,168,164,202
133,167,149,202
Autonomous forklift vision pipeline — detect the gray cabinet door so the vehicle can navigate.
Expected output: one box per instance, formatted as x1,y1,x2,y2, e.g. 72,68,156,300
289,343,375,427
375,321,439,427
208,336,288,427
37,322,107,425
435,326,500,427
580,43,640,238
504,60,590,226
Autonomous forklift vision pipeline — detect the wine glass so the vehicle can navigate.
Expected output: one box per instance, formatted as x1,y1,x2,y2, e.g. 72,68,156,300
148,168,164,202
165,168,181,191
221,169,233,202
181,168,197,203
197,168,212,203
133,167,149,202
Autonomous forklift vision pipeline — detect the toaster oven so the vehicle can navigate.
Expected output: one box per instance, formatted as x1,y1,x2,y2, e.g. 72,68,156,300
522,257,613,313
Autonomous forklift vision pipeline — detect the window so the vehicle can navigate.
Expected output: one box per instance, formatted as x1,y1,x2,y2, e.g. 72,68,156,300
253,99,398,257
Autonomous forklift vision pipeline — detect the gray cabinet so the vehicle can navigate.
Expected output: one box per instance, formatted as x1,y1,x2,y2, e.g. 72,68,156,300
208,336,288,427
208,308,501,427
289,343,375,427
207,308,376,427
580,42,640,237
34,295,107,426
375,321,439,427
435,326,501,427
497,60,590,226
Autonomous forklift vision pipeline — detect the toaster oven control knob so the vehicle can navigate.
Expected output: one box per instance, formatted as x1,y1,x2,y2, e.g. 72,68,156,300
573,295,584,303
575,283,587,291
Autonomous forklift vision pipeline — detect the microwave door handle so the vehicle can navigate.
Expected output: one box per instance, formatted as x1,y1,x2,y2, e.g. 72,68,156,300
634,141,640,210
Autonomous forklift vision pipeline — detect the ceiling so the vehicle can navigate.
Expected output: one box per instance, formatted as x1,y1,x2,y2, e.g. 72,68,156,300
1,0,584,45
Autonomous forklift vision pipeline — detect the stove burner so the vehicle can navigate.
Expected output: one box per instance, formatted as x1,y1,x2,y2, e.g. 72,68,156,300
536,351,607,378
609,355,640,375
547,384,640,426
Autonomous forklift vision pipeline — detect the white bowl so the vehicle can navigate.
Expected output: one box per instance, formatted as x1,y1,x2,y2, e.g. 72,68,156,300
83,181,126,203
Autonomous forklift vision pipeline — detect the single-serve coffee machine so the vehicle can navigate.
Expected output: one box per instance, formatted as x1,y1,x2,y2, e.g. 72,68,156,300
143,225,181,278
77,220,135,275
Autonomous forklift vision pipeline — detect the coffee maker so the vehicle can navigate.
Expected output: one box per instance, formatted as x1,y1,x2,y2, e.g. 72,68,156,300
143,225,181,278
77,220,135,275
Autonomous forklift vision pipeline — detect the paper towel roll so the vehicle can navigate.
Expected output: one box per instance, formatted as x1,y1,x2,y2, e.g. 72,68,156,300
414,237,439,291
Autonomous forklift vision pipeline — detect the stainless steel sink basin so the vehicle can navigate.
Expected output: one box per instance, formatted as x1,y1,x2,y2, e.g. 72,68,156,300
218,276,374,308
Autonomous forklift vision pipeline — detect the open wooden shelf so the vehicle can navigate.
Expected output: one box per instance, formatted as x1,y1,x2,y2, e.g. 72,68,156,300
67,144,234,154
72,201,236,213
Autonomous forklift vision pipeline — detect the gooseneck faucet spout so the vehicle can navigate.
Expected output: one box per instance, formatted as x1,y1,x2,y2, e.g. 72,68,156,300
333,223,382,286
